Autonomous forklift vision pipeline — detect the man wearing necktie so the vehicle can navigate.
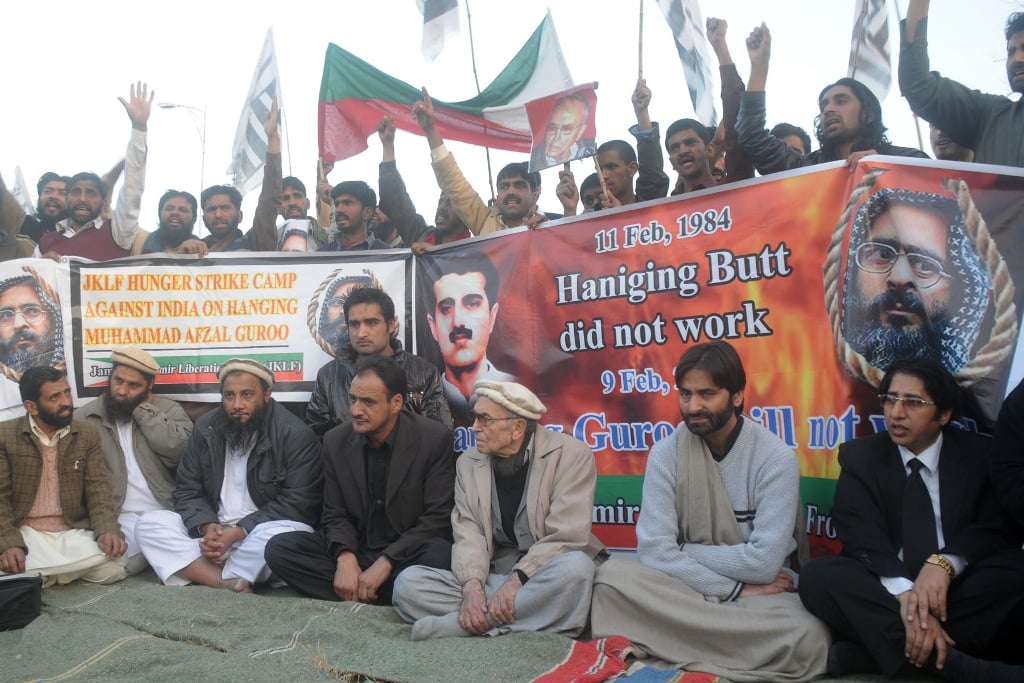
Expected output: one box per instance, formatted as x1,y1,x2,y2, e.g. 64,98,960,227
798,358,1024,682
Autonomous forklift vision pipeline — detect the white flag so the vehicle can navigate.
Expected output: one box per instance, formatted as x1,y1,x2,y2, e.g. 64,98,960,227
226,28,280,195
848,0,892,101
418,0,460,61
11,167,36,216
656,0,717,126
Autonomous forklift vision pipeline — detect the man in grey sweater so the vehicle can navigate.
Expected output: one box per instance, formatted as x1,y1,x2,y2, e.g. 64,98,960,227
591,341,829,682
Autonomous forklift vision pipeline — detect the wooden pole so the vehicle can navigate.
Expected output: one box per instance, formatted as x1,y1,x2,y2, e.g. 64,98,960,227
593,156,610,207
466,0,496,202
638,0,645,80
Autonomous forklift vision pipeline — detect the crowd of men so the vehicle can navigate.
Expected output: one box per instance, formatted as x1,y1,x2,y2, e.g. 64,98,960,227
2,3,1024,681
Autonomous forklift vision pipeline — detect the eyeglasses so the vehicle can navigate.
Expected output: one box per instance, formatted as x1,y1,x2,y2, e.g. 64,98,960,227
469,411,521,426
0,305,45,327
878,393,937,409
854,241,951,288
326,296,347,309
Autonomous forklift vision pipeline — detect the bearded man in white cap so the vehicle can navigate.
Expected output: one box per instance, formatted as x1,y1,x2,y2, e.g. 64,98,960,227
75,346,192,574
392,379,606,639
135,358,323,592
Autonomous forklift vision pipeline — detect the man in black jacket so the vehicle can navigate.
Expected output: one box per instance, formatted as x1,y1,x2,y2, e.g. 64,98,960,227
306,286,452,436
267,356,454,604
798,359,1024,681
135,359,323,592
736,24,928,175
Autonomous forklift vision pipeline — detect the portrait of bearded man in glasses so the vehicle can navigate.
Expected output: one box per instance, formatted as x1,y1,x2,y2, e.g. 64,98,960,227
841,187,991,376
0,274,64,379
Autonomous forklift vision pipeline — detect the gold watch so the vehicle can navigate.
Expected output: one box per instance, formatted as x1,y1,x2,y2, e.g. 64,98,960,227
925,553,955,578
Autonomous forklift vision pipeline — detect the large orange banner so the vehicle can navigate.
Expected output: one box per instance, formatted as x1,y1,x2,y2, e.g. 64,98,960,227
414,157,1024,553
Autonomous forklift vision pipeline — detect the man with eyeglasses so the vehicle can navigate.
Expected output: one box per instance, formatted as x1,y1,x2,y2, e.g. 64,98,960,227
530,93,596,171
842,187,989,376
0,275,63,378
799,359,1024,681
393,380,606,639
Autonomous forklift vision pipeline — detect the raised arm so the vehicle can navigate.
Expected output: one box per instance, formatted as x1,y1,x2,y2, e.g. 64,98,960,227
377,116,427,246
248,96,281,252
111,81,152,250
708,17,755,183
631,79,669,201
898,0,993,149
736,24,804,175
413,87,496,235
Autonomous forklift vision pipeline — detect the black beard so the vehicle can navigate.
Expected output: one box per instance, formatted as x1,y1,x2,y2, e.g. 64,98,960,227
2,329,58,374
846,287,948,371
225,404,266,450
104,390,148,421
37,403,73,429
682,404,735,437
156,223,192,248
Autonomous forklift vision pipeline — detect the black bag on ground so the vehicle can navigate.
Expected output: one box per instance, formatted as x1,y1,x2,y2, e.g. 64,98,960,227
0,573,43,631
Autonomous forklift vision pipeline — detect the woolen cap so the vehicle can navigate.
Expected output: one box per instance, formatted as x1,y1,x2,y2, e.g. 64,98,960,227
111,346,160,377
474,380,546,420
218,358,275,388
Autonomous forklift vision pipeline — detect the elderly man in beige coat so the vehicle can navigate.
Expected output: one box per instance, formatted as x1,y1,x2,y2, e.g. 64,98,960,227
393,380,605,640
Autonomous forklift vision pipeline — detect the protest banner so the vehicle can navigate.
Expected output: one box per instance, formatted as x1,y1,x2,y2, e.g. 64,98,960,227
6,157,1018,553
415,157,1024,553
69,252,412,403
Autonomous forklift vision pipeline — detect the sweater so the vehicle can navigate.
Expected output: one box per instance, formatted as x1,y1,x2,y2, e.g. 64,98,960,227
637,417,800,601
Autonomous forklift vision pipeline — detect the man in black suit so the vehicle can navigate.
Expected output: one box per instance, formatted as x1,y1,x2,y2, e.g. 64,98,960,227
265,356,455,603
799,359,1024,682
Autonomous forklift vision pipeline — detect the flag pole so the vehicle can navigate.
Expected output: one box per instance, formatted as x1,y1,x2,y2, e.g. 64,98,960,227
466,0,496,202
638,0,644,80
850,0,869,78
280,103,294,176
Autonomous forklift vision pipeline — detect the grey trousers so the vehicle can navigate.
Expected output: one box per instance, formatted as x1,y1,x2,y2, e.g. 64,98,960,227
392,550,595,640
591,558,829,683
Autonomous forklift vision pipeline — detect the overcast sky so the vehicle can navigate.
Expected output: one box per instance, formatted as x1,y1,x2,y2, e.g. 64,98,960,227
2,0,1019,230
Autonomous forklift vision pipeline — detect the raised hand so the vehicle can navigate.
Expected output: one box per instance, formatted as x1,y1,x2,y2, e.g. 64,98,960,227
118,81,154,131
377,115,397,144
411,87,437,132
746,23,772,68
265,96,280,137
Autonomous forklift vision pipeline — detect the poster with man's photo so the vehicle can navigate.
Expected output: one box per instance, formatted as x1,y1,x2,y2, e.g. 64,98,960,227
413,158,1024,553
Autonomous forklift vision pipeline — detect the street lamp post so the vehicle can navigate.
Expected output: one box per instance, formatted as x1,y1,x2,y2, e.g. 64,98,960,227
157,102,207,193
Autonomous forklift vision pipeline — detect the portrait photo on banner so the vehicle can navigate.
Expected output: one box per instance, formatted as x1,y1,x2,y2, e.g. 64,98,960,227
526,83,599,173
415,243,523,429
827,161,1023,426
0,263,65,382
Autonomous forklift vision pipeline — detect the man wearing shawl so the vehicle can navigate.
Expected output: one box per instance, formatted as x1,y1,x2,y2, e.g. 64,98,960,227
590,341,829,682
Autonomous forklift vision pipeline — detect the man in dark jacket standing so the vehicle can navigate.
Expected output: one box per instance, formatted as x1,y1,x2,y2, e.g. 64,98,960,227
136,359,323,592
306,286,452,436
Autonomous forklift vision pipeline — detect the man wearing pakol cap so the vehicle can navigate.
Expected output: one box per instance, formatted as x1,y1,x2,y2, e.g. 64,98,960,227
266,356,455,604
392,379,606,639
135,358,323,592
75,346,192,574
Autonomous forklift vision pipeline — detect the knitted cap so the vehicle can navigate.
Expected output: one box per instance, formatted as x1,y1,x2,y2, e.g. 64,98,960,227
217,358,275,388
